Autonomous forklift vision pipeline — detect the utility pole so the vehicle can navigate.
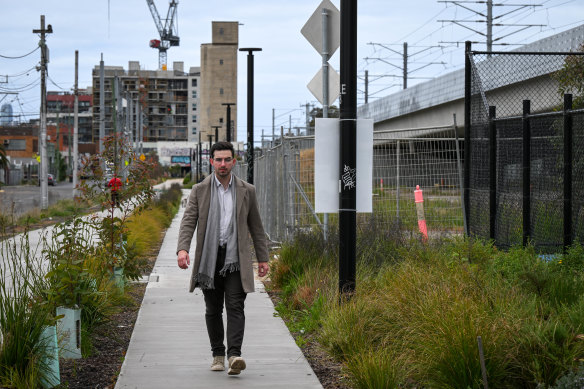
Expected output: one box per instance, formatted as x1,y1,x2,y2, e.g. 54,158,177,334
99,54,105,154
222,103,235,142
73,50,79,196
438,0,544,52
33,15,52,210
272,108,275,143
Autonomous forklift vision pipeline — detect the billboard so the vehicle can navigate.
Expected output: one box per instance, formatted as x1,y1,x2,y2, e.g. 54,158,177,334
170,155,191,167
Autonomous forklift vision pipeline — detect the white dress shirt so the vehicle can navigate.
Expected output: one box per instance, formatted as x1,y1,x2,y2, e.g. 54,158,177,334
214,174,234,246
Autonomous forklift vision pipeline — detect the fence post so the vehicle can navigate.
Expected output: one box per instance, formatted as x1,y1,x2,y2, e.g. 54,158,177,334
564,94,573,251
489,106,497,243
522,100,531,247
464,41,472,236
453,113,467,235
396,140,401,221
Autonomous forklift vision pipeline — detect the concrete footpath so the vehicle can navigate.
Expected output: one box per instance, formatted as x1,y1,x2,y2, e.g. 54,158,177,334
115,189,323,389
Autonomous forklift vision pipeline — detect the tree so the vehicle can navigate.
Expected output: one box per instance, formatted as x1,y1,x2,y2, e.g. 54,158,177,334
554,43,584,108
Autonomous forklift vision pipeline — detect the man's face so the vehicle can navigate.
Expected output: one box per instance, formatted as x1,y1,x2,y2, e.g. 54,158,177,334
211,149,236,179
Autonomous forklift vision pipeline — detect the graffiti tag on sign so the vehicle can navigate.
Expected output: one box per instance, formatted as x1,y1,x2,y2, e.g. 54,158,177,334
342,165,356,190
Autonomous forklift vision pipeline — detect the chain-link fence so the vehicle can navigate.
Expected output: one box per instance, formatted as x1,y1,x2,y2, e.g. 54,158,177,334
467,49,584,252
236,126,465,243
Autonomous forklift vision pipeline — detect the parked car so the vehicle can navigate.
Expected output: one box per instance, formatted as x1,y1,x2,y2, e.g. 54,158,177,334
47,174,55,186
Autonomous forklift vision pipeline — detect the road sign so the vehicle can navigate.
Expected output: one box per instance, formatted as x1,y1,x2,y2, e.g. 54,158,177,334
301,0,340,57
307,65,340,105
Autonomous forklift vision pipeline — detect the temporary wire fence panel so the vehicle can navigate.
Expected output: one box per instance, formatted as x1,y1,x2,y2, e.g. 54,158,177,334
468,50,584,252
243,128,464,243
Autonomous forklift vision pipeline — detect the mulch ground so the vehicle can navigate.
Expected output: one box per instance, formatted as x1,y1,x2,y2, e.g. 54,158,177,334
56,235,349,389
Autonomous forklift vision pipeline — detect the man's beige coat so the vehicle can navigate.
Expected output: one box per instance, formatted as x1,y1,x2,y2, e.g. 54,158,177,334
177,174,269,293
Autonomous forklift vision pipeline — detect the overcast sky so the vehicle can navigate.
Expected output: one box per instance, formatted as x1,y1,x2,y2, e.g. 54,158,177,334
1,0,582,143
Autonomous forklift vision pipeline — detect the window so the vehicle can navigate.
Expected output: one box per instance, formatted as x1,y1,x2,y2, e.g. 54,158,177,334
192,103,197,111
5,139,26,151
219,27,224,35
192,115,197,123
219,88,224,95
192,90,197,98
219,59,224,65
191,79,197,87
192,127,197,135
219,118,224,123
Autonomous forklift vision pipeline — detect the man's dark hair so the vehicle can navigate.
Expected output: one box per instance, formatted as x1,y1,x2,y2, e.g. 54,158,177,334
210,141,235,159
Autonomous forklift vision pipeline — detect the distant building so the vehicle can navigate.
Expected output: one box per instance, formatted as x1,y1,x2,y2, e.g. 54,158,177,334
200,21,238,142
0,103,13,126
91,61,200,144
46,91,93,144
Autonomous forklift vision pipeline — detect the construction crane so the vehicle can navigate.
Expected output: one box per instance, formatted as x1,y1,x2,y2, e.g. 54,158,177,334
146,0,179,70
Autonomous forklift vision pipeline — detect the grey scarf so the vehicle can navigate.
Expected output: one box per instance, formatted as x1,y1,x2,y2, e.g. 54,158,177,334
194,176,239,289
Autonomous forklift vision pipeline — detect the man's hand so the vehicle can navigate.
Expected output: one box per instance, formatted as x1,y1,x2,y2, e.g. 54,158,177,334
177,250,190,269
257,262,269,278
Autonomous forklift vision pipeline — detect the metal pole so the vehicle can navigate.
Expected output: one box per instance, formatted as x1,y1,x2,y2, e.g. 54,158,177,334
564,94,573,250
73,50,79,196
222,103,235,142
403,42,408,89
364,70,368,104
322,7,330,241
208,134,213,174
487,0,493,54
522,99,531,247
453,113,467,235
396,140,400,220
489,106,497,242
239,48,262,184
99,53,105,154
464,41,472,236
198,132,202,180
272,108,275,143
339,0,357,297
33,15,51,210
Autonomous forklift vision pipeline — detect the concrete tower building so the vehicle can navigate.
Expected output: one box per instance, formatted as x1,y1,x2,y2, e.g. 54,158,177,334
200,21,238,142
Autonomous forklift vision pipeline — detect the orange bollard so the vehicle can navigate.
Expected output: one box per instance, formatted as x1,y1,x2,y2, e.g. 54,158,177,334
414,185,428,241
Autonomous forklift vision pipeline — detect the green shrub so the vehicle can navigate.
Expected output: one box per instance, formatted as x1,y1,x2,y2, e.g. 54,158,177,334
0,231,57,387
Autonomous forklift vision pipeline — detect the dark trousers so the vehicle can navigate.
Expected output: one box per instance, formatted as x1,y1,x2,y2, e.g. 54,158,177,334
202,246,247,358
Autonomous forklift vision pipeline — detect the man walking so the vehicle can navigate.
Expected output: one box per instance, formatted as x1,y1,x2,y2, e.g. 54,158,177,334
176,141,269,375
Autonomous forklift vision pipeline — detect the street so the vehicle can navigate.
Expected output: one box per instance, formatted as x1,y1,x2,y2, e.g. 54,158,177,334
0,182,75,218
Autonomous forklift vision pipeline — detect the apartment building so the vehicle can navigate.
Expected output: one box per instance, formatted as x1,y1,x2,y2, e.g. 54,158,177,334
91,61,200,145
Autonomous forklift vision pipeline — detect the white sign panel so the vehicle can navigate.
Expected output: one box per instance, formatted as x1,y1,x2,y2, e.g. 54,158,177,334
307,66,340,105
301,0,340,56
315,118,374,213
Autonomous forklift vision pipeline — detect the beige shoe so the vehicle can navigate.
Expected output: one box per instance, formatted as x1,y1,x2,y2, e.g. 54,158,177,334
211,356,225,371
227,356,246,375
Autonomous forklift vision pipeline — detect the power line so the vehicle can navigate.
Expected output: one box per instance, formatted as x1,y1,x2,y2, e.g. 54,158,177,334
0,46,40,59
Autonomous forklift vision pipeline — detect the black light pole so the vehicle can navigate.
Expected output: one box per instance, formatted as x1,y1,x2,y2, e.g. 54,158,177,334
339,0,357,297
212,125,220,148
198,132,202,181
222,103,235,142
207,134,213,174
239,47,262,184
